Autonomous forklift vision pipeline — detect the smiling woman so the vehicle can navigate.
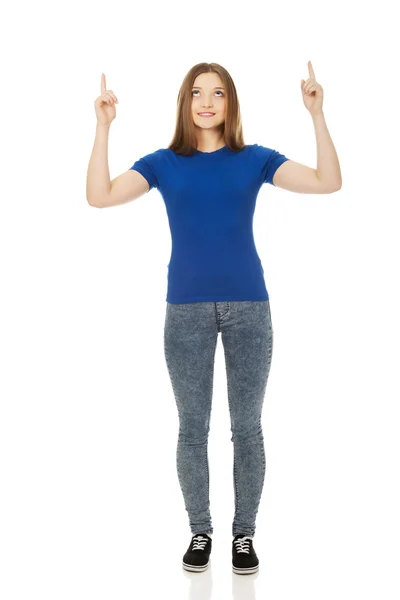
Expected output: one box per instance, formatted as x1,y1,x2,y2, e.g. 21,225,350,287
86,61,341,572
168,63,243,156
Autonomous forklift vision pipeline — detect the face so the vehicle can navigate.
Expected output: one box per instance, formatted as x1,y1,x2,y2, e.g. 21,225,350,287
191,72,226,129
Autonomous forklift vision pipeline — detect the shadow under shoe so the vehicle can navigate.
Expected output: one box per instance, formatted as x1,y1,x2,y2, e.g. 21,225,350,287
182,533,212,573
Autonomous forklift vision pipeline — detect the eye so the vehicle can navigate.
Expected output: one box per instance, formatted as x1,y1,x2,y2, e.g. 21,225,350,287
192,90,224,97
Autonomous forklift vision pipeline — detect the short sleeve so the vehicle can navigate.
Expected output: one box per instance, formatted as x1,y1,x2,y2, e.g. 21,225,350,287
254,144,290,186
129,150,162,191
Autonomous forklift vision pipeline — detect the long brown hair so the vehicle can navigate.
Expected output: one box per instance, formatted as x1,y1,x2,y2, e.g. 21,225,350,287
168,62,246,156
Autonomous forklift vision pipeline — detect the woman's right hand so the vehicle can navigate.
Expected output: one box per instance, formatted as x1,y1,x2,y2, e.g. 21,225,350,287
94,73,119,126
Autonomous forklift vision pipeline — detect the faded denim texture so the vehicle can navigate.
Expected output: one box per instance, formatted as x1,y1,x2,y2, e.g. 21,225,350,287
163,300,274,538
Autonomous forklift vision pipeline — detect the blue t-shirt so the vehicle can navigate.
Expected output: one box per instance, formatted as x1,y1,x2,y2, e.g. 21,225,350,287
130,144,290,304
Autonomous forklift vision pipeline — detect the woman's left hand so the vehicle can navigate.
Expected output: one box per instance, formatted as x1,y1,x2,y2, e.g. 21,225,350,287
301,61,324,116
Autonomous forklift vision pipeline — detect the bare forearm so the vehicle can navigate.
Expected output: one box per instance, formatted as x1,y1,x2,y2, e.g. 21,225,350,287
86,123,112,206
312,111,342,190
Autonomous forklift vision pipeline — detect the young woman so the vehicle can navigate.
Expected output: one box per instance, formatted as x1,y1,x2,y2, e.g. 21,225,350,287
86,62,342,575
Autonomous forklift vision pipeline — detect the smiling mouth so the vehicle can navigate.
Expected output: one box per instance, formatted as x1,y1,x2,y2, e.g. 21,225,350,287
198,113,215,117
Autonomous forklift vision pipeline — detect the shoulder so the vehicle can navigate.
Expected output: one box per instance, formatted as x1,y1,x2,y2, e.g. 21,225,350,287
130,148,170,191
138,147,169,163
251,143,289,167
251,143,277,159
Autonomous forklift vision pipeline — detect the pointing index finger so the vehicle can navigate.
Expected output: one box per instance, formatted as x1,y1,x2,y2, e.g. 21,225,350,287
308,61,315,79
101,73,106,94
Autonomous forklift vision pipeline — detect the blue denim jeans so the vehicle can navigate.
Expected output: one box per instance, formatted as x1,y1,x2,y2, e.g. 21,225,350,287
163,300,274,538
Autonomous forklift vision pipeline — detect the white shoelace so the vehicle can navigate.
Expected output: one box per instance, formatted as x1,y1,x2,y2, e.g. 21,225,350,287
192,535,209,550
233,536,253,554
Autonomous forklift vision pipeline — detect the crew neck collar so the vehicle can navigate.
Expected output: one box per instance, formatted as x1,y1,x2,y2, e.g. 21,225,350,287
194,145,229,157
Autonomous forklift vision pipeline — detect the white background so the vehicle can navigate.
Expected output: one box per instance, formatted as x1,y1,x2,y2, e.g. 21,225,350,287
1,0,399,598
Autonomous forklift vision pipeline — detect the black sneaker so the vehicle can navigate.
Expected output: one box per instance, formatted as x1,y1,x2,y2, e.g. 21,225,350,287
232,534,259,575
182,533,212,572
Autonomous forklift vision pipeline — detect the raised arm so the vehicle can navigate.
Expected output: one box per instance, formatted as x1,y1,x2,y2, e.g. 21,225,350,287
86,74,150,208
